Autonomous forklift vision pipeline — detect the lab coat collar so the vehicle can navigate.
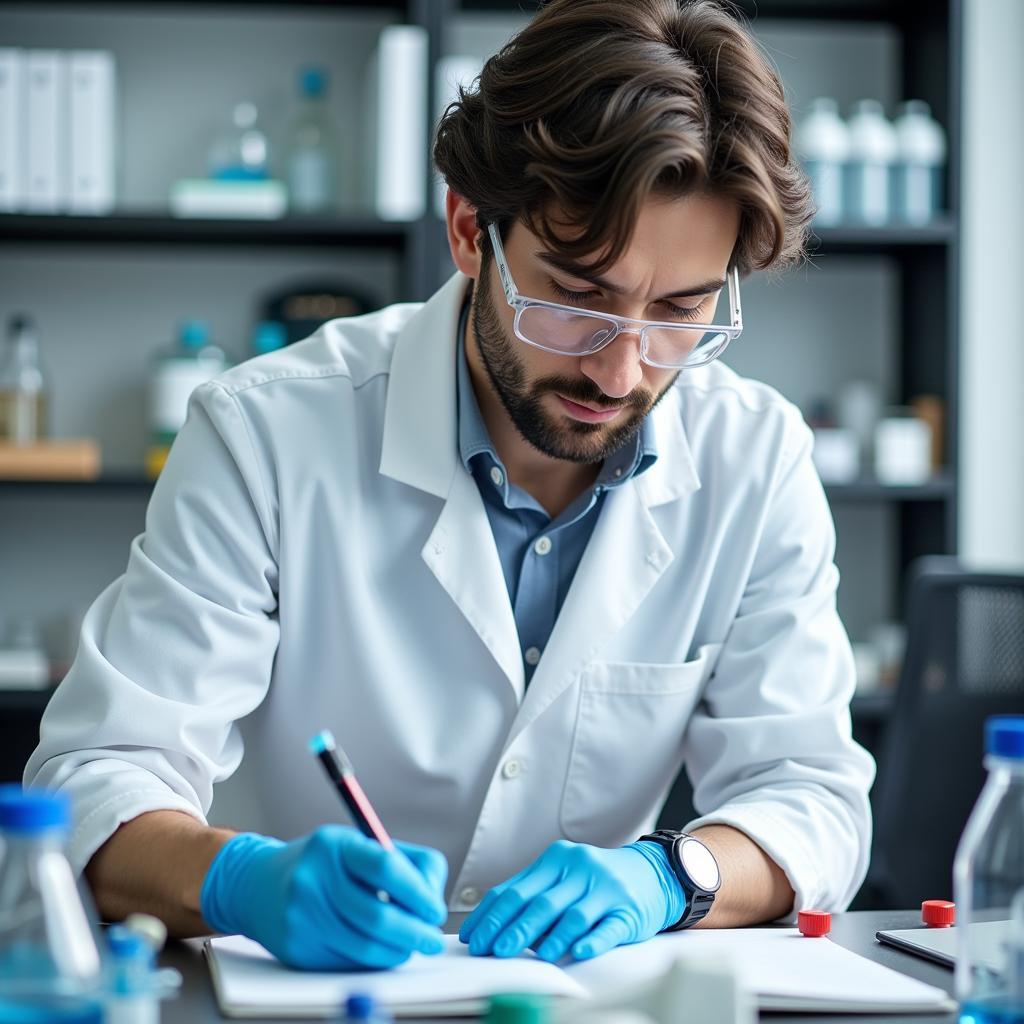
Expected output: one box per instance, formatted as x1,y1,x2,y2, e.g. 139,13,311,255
379,272,701,507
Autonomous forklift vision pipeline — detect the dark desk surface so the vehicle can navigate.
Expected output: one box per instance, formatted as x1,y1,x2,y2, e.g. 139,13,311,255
160,910,957,1024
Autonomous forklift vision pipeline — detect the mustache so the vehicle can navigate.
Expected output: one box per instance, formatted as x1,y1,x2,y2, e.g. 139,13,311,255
533,376,651,411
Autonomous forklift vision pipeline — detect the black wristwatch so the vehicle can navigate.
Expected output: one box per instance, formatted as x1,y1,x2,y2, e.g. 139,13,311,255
637,829,721,930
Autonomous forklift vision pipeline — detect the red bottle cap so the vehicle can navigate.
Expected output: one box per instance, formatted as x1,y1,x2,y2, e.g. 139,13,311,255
798,909,832,937
921,900,955,927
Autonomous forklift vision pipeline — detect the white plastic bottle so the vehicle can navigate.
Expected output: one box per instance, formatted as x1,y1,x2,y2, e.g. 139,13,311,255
796,98,849,226
0,786,104,1022
953,716,1024,1023
892,100,946,224
145,320,228,477
844,100,898,225
287,67,340,213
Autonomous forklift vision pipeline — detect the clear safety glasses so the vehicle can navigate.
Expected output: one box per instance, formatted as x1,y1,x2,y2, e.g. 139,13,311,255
487,222,743,370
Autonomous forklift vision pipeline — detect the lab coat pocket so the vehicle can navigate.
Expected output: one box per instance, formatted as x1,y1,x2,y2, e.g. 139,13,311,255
559,643,723,848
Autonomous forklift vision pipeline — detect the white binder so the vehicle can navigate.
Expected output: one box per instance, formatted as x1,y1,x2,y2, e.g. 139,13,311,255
366,25,428,221
0,49,22,211
24,49,67,212
68,50,116,214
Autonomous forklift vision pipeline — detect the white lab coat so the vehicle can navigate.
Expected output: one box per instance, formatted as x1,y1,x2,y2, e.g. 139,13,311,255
26,272,874,915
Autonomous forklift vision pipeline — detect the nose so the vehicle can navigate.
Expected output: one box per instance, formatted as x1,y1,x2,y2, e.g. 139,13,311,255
579,328,644,400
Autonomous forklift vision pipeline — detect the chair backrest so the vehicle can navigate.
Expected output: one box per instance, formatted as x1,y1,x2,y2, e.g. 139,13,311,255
869,557,1024,908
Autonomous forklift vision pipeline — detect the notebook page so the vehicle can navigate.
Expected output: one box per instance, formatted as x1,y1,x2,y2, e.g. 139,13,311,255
564,927,955,1011
206,935,587,1016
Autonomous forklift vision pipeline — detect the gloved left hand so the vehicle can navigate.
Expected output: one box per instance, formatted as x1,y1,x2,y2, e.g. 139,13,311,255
458,839,686,963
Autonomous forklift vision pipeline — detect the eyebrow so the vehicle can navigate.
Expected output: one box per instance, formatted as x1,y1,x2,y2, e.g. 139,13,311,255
534,250,726,301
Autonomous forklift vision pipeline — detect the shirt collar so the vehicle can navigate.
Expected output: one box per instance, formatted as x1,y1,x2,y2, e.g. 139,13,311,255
455,299,658,487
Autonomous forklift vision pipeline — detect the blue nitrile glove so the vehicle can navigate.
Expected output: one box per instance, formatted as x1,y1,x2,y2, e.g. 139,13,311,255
458,839,686,963
201,826,449,970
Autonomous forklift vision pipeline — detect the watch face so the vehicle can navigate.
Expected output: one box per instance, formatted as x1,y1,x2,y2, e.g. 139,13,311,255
679,837,721,892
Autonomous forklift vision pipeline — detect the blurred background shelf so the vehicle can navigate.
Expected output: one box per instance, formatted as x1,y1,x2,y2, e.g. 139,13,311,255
0,212,410,248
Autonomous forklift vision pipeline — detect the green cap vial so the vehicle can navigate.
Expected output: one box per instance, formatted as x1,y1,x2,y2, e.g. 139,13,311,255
485,993,550,1024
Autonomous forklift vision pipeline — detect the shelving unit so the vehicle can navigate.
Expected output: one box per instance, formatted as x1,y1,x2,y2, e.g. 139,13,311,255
0,0,961,812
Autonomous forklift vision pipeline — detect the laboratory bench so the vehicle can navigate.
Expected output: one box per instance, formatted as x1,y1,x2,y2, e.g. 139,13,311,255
158,910,956,1024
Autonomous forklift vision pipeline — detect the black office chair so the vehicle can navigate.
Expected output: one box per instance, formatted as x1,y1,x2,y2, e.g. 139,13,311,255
865,557,1024,909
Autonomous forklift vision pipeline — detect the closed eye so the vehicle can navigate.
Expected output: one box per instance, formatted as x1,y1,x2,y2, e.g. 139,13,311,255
548,280,707,322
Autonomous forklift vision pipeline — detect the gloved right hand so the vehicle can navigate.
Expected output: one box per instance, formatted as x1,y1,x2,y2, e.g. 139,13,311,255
200,826,449,970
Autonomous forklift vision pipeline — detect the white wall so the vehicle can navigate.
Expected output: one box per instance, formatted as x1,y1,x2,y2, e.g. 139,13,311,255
960,0,1024,566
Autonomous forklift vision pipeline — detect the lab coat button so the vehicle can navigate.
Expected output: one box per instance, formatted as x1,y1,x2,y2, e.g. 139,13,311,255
533,536,552,556
524,646,541,666
501,759,521,780
490,466,504,487
459,886,481,907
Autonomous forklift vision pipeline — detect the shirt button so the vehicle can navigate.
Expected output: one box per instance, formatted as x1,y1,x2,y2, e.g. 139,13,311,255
459,886,481,907
490,466,504,488
524,646,541,666
501,759,521,780
533,536,552,556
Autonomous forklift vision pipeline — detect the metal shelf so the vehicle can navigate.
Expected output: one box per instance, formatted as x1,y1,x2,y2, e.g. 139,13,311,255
810,218,956,255
0,212,410,249
824,474,955,502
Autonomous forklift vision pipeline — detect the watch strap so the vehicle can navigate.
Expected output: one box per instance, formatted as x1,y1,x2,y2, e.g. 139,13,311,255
638,829,717,931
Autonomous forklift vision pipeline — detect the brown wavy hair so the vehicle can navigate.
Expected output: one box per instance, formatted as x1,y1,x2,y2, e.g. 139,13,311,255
433,0,813,276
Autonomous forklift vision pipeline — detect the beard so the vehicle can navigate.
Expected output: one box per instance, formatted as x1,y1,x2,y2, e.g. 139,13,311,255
470,256,677,465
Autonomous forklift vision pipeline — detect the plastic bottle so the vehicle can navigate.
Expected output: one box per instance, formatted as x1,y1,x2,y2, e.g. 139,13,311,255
795,98,849,226
105,925,159,1024
844,99,898,225
344,993,394,1024
892,100,946,224
953,716,1024,1023
208,102,270,181
145,320,228,478
0,786,104,1022
287,67,340,212
0,313,49,444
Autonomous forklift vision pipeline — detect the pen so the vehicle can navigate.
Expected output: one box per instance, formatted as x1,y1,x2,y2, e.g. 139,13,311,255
308,729,396,851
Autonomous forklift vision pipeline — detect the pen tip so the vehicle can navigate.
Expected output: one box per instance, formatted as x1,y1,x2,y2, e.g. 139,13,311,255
308,730,336,755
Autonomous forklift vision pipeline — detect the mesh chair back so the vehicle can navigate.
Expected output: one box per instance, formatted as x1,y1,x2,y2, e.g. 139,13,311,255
870,557,1024,908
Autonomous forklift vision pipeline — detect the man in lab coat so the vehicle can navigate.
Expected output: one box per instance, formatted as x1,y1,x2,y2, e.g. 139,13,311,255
26,0,874,970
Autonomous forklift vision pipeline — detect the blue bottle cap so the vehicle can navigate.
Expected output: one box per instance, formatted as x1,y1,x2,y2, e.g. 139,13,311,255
253,320,287,355
300,66,327,98
107,924,147,959
0,784,71,832
346,994,377,1020
986,716,1024,760
179,320,209,349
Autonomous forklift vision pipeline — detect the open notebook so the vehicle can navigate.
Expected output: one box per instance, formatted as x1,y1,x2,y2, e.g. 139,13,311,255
205,930,956,1018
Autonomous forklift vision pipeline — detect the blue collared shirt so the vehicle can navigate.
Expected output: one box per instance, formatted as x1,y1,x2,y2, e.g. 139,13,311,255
456,305,658,685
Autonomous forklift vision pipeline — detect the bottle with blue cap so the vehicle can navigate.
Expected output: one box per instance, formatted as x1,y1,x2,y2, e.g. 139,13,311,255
287,65,340,213
0,785,104,1022
344,992,394,1024
146,319,228,477
954,716,1024,1023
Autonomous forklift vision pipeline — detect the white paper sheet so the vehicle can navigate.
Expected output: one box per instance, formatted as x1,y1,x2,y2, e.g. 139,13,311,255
206,929,955,1018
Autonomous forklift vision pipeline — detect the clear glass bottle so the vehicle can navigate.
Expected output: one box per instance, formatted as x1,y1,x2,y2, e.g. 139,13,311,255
287,66,340,212
954,716,1024,1024
0,786,105,1022
0,314,49,444
208,101,270,182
